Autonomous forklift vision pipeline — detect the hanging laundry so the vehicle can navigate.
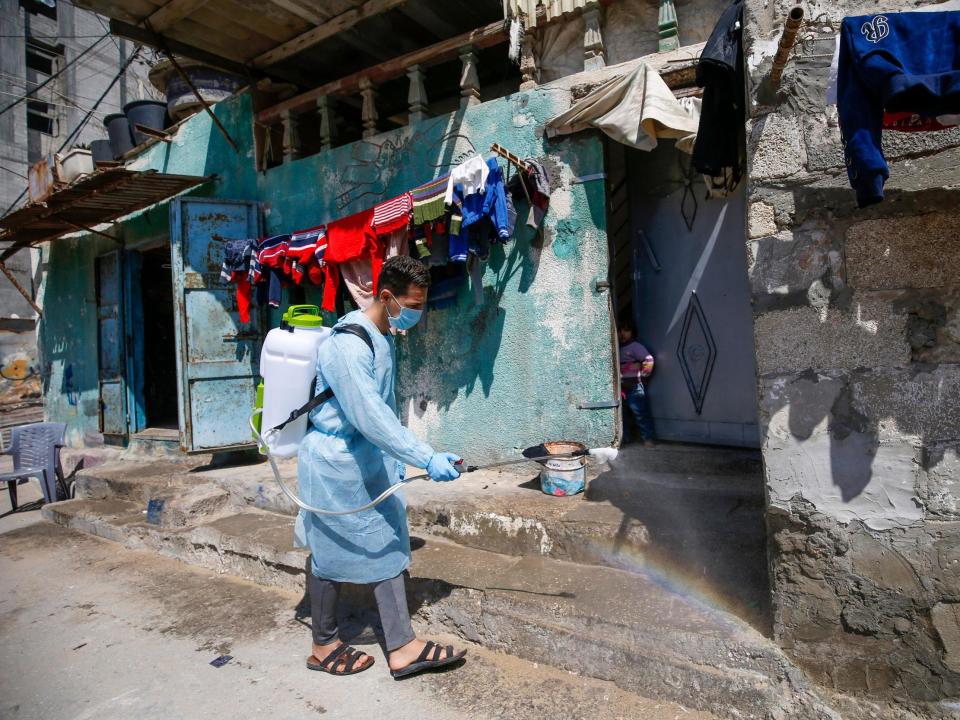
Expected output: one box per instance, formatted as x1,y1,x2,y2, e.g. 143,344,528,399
460,158,512,242
383,228,409,259
411,174,450,225
444,154,489,205
371,193,412,236
322,207,381,312
545,62,700,151
692,0,744,198
507,158,551,229
288,225,327,285
838,10,960,207
219,237,257,323
340,257,376,310
254,234,292,309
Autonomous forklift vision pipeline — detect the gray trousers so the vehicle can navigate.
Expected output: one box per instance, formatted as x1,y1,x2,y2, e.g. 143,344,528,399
309,571,416,652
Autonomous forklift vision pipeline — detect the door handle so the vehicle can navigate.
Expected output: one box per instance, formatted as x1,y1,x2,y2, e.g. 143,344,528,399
223,332,260,341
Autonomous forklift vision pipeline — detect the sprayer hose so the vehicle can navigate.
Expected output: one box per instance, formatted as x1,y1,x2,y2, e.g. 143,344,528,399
249,410,428,516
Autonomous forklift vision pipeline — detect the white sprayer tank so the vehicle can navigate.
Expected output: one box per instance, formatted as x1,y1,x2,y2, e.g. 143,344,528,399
259,305,332,457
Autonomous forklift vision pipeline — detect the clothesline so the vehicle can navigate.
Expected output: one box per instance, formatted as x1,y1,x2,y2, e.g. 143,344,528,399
219,143,552,321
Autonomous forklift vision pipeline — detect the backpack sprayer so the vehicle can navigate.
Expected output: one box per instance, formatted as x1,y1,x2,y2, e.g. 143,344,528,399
251,305,618,517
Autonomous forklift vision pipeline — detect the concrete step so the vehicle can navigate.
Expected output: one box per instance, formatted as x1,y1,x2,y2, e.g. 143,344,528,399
41,498,835,720
72,445,773,629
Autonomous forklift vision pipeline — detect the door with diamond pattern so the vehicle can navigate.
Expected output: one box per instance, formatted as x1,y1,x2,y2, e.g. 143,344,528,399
625,144,759,448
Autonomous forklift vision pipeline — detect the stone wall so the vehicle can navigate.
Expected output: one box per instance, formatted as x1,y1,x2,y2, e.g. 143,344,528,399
744,0,960,701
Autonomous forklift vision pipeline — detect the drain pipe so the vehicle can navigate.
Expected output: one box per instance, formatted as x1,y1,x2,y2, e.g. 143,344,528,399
770,6,805,87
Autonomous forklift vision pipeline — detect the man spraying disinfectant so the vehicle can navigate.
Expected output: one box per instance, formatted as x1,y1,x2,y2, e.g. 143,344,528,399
296,255,467,679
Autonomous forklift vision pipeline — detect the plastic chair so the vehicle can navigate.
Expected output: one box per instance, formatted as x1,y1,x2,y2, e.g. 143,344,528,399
0,422,66,509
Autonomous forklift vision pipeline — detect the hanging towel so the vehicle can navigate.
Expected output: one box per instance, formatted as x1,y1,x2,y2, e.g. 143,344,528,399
838,10,960,206
411,174,450,225
322,207,381,312
371,193,412,236
545,62,699,151
340,257,376,310
444,154,489,205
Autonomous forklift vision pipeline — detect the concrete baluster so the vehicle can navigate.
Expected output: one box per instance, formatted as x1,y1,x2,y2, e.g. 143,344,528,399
359,77,378,138
459,46,481,109
280,109,301,162
316,95,335,151
658,0,680,52
583,2,606,71
407,64,428,124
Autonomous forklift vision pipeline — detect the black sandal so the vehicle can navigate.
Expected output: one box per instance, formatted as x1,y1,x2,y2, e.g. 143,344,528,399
306,643,374,676
390,640,467,679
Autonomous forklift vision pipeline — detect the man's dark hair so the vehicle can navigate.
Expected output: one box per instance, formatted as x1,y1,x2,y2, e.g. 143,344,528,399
378,255,430,297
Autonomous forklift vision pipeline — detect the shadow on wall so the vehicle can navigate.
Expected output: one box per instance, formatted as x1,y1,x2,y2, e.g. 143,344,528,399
755,185,960,503
399,221,544,420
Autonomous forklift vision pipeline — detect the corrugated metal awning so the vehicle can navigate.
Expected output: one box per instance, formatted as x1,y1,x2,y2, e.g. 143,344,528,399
0,168,212,262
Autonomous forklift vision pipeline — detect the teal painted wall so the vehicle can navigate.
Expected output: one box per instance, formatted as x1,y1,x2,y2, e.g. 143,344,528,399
259,90,616,461
38,93,259,446
39,88,617,458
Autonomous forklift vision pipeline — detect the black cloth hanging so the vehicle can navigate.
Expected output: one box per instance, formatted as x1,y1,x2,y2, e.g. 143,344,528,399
692,0,745,191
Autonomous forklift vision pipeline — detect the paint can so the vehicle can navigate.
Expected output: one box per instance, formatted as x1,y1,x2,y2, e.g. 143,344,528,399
537,441,587,497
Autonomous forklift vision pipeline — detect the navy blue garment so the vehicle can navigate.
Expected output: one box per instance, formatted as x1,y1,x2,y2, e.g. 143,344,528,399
838,11,960,207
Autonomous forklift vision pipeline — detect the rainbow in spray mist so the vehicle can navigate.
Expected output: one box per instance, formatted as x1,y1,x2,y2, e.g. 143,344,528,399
581,451,770,634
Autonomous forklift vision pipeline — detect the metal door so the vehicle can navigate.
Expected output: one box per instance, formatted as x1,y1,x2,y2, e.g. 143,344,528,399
628,146,759,447
170,197,260,452
95,250,126,439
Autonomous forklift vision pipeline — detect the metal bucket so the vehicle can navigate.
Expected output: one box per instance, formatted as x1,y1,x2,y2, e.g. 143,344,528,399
537,441,587,497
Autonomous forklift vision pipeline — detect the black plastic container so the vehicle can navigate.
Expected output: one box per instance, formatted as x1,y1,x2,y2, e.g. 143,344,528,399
124,100,168,146
103,113,134,158
90,139,113,163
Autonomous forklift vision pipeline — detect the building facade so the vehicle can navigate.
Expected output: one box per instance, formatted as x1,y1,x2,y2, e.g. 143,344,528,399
21,0,960,707
0,0,154,432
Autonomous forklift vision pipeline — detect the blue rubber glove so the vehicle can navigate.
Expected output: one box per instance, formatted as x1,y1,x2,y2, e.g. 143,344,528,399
427,452,462,482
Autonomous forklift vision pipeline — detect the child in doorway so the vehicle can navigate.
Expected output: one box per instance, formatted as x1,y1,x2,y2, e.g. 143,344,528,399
619,317,655,447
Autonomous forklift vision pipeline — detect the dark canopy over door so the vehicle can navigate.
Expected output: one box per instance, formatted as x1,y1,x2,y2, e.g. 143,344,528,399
170,197,260,452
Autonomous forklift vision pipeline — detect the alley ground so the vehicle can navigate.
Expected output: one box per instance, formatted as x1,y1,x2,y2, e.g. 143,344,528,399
0,476,716,720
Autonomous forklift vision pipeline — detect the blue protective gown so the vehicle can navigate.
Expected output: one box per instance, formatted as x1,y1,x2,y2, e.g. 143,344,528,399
295,310,435,583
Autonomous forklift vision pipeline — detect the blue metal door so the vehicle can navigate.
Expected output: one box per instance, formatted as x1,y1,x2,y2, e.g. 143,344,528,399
628,146,759,447
170,197,260,452
95,250,126,439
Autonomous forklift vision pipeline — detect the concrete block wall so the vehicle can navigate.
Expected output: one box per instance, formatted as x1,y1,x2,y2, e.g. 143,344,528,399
744,0,960,701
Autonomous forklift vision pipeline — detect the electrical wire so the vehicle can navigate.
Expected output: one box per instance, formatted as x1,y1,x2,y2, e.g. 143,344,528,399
2,46,142,216
0,88,110,117
0,32,110,117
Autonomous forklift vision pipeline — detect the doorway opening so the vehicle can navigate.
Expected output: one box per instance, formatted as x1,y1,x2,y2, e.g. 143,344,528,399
607,140,759,449
139,247,178,432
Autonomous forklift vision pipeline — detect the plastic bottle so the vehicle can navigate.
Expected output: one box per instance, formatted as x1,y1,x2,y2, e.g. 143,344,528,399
259,305,332,457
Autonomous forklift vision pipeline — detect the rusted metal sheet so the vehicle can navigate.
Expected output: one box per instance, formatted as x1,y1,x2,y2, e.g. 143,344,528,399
27,154,62,204
0,168,212,262
170,197,260,452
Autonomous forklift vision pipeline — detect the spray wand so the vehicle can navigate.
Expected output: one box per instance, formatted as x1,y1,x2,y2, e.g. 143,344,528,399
249,409,618,517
